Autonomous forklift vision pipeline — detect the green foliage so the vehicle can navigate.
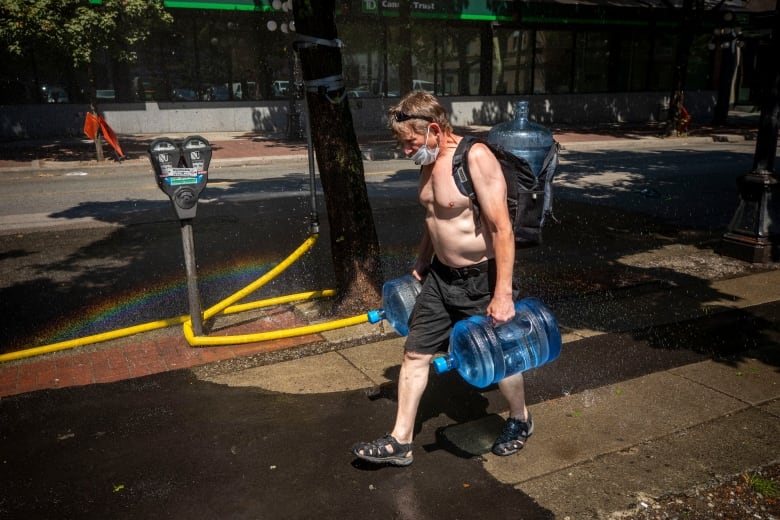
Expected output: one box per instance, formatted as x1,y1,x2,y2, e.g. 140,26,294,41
0,0,172,67
0,0,67,55
744,472,779,498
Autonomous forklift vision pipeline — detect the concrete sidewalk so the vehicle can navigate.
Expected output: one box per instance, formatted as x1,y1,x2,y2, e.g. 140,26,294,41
198,269,780,518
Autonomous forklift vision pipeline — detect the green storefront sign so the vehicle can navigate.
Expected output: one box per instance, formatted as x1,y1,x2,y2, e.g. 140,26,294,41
87,0,680,26
88,0,516,19
88,0,274,11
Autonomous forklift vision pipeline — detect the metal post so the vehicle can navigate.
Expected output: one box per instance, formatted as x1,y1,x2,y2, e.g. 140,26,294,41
180,219,203,335
720,174,780,263
719,1,780,264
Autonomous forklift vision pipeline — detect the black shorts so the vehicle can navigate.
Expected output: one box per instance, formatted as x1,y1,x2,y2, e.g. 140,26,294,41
405,257,518,355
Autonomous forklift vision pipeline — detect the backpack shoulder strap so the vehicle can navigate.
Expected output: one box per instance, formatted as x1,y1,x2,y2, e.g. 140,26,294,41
452,136,482,225
539,140,559,175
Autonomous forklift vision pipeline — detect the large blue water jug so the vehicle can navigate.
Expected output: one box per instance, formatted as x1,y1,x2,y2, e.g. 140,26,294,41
487,101,554,177
432,297,562,388
367,275,422,336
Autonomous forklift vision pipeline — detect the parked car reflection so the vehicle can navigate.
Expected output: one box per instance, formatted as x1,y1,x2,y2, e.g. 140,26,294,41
172,88,198,101
41,85,69,103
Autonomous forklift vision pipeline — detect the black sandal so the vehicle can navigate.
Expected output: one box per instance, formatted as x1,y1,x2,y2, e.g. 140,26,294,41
351,434,414,466
492,415,534,456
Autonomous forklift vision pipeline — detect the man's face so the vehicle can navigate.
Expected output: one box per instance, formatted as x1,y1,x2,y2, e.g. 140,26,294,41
397,125,430,158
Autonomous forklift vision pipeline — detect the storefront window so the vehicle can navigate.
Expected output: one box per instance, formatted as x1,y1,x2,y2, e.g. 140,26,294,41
534,31,573,94
0,7,725,106
649,32,677,91
616,34,651,92
686,34,712,91
574,31,609,93
494,28,533,95
337,17,387,96
438,26,481,96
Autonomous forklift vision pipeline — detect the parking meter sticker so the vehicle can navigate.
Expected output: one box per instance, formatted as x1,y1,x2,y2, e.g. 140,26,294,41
162,167,200,177
167,177,199,185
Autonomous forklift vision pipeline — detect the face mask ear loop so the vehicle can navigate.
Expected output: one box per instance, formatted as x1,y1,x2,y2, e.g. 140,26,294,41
424,125,432,149
425,125,441,156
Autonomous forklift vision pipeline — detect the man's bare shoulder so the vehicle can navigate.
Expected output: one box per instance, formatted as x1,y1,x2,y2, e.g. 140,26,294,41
465,140,502,177
466,140,493,158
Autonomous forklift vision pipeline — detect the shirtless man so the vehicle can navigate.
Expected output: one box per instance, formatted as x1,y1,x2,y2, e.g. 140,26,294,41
351,91,532,466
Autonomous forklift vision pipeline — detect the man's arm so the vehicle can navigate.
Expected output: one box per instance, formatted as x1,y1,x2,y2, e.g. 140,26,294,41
413,227,434,282
467,143,516,324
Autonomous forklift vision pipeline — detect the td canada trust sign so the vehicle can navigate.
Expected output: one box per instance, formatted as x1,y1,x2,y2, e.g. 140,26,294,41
360,0,514,20
362,0,435,11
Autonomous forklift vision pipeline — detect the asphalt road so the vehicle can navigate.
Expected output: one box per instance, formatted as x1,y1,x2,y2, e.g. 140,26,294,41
0,140,757,352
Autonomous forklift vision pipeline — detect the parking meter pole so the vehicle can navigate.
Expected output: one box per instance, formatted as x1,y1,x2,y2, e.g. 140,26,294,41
180,219,203,336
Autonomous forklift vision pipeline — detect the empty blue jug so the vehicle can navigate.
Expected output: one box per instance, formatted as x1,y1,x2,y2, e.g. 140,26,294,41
367,275,422,336
433,297,562,388
488,100,554,177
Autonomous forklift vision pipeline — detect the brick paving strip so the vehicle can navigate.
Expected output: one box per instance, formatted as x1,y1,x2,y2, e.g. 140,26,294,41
0,307,324,397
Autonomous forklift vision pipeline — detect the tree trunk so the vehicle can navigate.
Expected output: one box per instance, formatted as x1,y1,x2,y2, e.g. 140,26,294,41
292,0,383,315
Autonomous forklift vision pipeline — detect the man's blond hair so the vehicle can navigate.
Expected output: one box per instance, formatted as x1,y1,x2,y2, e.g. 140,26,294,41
388,91,453,137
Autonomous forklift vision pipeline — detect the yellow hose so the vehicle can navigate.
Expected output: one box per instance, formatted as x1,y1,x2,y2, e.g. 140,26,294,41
0,316,187,363
201,234,319,321
1,233,375,363
220,289,336,316
183,312,370,346
0,289,339,364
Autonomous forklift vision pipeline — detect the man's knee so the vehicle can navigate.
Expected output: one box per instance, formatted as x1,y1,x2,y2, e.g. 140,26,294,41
403,349,433,365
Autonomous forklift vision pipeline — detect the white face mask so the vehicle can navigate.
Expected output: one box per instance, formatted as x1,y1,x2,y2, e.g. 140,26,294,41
410,125,439,166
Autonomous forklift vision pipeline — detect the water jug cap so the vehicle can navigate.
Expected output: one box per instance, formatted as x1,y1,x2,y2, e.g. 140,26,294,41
366,309,384,324
432,355,452,374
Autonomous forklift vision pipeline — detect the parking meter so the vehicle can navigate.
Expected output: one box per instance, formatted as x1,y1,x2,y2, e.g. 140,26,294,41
148,136,212,335
148,136,210,220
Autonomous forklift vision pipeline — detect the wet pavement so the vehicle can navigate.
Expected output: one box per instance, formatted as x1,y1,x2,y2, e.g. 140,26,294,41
1,112,779,519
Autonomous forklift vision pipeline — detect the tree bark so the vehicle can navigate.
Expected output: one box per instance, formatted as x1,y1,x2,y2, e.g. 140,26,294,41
292,0,383,315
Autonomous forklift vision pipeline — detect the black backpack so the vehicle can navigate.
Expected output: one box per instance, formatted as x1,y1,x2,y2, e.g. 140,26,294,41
452,136,558,246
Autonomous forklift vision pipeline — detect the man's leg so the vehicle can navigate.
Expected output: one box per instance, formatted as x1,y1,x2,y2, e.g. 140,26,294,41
390,350,434,445
493,372,533,456
351,349,432,465
498,372,528,420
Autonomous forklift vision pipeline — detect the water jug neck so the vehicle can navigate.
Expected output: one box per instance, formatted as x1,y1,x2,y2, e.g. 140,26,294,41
366,309,384,324
514,100,530,127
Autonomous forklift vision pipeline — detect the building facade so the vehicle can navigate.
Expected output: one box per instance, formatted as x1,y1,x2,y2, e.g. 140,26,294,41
1,0,775,138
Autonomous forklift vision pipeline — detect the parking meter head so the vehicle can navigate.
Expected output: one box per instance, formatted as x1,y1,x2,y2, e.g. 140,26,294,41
181,135,212,176
147,136,211,220
148,138,182,193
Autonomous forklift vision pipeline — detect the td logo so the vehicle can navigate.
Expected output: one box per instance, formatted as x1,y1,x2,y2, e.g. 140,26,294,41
362,0,378,13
